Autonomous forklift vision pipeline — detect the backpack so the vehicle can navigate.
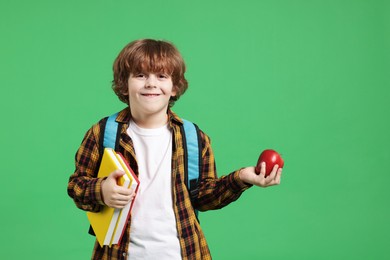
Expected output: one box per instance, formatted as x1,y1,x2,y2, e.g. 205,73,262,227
103,112,201,216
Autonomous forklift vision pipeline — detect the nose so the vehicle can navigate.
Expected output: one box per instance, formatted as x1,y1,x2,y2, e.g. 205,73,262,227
145,74,157,88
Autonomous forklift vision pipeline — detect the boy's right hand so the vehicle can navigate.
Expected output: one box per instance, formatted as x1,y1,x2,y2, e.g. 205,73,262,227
101,170,135,209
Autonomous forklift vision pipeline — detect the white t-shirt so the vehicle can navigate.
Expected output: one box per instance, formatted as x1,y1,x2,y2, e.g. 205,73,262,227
127,120,181,260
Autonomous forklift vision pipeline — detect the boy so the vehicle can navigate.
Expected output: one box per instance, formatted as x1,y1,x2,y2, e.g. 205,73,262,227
67,39,282,260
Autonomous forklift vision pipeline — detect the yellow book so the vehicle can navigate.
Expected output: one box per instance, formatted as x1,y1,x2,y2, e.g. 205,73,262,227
110,152,139,245
86,148,134,247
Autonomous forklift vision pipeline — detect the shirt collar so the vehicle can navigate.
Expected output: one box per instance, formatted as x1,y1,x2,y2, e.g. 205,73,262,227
115,107,183,127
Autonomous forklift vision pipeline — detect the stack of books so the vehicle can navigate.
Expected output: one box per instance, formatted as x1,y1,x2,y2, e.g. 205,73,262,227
87,148,139,247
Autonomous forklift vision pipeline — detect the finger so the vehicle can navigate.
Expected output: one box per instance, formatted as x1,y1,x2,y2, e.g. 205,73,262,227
262,165,279,186
268,164,279,179
111,202,127,209
113,192,134,202
105,171,126,187
108,198,131,209
274,168,282,185
110,170,125,179
259,162,266,178
117,187,134,196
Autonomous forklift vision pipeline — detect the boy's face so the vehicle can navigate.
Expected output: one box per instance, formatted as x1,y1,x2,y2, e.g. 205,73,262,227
127,72,176,119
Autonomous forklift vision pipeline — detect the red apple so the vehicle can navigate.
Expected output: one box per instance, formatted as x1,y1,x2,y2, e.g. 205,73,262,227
255,149,284,176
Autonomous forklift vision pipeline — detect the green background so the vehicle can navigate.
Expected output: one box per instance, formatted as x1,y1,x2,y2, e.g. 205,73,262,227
1,0,389,259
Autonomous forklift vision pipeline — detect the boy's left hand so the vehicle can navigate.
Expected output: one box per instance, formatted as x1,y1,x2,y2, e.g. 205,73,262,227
239,162,282,187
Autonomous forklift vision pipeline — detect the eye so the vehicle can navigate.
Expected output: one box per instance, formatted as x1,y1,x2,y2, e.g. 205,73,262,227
158,74,169,79
131,72,146,79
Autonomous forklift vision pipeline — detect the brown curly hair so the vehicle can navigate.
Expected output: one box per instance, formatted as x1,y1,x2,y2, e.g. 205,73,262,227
112,39,188,107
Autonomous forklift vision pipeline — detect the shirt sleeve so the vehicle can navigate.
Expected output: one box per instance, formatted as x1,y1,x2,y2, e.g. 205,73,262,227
67,120,106,212
193,130,252,211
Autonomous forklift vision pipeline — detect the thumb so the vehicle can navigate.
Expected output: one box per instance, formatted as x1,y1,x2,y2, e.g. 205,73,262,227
109,170,125,180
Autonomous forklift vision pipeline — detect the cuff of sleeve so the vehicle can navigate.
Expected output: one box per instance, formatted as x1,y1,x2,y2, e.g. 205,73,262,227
229,170,253,192
94,177,106,206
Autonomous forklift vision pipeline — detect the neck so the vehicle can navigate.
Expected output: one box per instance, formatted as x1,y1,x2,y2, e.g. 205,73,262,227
130,109,169,129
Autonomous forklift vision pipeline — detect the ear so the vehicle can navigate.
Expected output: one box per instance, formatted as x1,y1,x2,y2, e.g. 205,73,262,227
171,86,178,97
122,83,129,95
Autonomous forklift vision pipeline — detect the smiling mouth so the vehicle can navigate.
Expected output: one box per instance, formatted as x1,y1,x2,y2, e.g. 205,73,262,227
142,94,160,97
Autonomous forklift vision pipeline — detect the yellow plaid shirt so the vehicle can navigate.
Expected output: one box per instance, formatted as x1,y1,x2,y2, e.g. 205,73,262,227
68,108,251,259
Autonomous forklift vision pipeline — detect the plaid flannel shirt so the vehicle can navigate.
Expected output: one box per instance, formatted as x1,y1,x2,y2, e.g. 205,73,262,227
67,107,251,260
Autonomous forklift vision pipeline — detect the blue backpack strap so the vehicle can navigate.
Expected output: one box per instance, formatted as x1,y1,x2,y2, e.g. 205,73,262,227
182,119,201,218
182,119,200,188
103,112,119,149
